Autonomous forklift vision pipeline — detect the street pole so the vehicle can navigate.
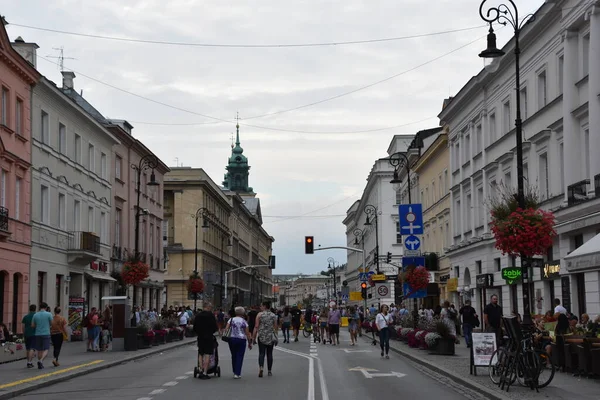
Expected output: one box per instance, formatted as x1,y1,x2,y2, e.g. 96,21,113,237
220,235,225,308
132,155,159,261
364,205,380,274
479,0,534,328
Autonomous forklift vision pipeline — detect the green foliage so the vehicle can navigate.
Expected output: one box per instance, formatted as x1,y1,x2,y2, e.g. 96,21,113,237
488,182,540,221
434,320,452,338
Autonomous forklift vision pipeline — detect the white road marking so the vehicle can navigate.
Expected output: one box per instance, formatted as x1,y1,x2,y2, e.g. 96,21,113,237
149,389,166,395
349,367,406,379
175,375,189,380
341,349,371,353
163,381,178,386
185,371,194,375
137,398,153,400
276,347,328,400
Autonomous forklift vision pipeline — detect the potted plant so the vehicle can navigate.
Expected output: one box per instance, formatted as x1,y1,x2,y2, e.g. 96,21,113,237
136,322,152,349
489,184,556,257
71,329,83,342
166,320,177,342
152,321,167,345
427,320,456,355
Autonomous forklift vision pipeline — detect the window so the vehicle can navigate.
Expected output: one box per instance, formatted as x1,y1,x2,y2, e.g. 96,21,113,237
425,187,429,208
489,179,497,198
584,129,590,179
100,212,106,243
455,199,461,236
523,162,529,183
1,87,8,126
74,134,81,163
432,182,436,204
58,123,66,154
162,220,169,243
503,100,511,133
15,99,23,135
150,223,154,255
494,257,501,272
438,175,443,199
455,142,461,168
444,170,448,192
582,34,590,77
445,222,450,248
477,187,484,227
559,142,565,193
558,55,564,94
141,221,146,252
73,200,81,231
15,178,20,220
1,171,7,208
143,173,148,196
539,153,549,200
88,144,95,172
420,190,424,204
41,185,49,224
510,255,517,267
475,124,482,154
489,112,496,143
573,234,584,250
504,172,511,187
115,156,122,180
396,220,402,244
115,208,121,246
41,111,49,144
395,189,402,205
465,133,471,160
88,206,94,232
465,194,472,232
101,153,107,179
58,193,66,229
537,71,547,109
520,87,528,119
476,260,482,275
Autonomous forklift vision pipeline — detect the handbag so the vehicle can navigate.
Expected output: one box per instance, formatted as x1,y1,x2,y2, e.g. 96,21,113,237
271,331,279,346
222,324,232,343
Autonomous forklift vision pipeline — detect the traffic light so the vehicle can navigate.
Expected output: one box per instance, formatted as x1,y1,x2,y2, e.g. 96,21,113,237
305,236,314,254
386,252,392,263
361,282,367,299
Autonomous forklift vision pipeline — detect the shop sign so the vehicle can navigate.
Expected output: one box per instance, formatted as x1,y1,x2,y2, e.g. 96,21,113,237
439,274,450,283
476,274,494,288
501,267,521,285
541,262,560,280
447,278,458,292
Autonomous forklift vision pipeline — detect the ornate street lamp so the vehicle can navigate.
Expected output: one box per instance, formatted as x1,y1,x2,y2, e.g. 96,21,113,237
363,205,380,274
479,0,535,327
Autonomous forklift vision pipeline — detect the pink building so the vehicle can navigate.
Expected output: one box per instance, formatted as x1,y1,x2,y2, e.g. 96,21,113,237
0,21,40,333
106,120,169,309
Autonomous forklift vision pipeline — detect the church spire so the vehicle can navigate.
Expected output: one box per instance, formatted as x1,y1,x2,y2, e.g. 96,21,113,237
223,115,254,194
235,112,240,147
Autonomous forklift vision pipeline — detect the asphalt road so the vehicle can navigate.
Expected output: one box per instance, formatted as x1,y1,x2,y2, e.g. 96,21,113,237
16,331,487,400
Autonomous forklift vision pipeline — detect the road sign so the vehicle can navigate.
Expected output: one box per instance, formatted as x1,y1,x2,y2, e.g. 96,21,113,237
404,235,421,251
349,367,406,379
371,274,386,282
359,272,368,281
341,294,349,301
349,291,363,301
329,300,337,307
404,250,420,257
399,204,423,235
376,283,390,297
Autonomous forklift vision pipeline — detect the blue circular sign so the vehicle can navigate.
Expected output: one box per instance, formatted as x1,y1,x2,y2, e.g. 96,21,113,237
405,235,421,251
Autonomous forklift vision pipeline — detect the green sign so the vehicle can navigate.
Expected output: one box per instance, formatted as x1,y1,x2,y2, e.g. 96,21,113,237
501,267,522,285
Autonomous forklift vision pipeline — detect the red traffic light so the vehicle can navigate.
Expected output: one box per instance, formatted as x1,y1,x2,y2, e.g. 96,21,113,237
305,236,314,254
361,282,367,289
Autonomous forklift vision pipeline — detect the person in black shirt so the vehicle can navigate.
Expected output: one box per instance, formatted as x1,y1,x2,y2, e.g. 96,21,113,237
290,305,302,342
459,300,478,348
193,303,218,379
483,294,503,347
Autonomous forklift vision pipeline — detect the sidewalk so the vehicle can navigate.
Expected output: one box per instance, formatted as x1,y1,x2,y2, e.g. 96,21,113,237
0,338,195,400
364,333,600,400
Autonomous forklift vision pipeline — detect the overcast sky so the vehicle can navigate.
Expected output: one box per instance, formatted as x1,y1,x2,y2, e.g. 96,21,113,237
5,0,545,275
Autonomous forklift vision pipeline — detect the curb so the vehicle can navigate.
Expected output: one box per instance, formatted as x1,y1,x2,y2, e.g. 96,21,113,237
365,336,511,400
0,339,195,400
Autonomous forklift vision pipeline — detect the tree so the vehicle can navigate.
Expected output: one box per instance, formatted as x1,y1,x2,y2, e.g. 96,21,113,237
302,294,316,309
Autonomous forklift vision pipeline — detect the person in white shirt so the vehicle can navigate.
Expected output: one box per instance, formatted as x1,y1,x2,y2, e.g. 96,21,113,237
178,307,189,328
553,298,567,317
375,304,393,359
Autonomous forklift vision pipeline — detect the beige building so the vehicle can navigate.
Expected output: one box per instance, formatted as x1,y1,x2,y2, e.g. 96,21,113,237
284,275,330,308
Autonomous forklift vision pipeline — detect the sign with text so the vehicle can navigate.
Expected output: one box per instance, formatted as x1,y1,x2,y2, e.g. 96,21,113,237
371,274,386,282
375,283,390,298
501,267,522,285
447,278,458,292
350,291,363,301
472,332,498,366
541,262,561,280
475,274,494,288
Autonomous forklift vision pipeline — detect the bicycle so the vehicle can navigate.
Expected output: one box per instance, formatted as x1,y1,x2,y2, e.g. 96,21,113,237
302,323,313,338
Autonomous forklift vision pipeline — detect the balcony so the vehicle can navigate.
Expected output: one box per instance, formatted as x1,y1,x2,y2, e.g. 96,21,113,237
567,179,590,206
67,231,100,265
0,206,10,240
595,174,600,197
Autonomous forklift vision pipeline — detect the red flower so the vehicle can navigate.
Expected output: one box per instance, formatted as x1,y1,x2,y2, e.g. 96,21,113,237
187,271,205,294
490,207,556,257
122,261,150,286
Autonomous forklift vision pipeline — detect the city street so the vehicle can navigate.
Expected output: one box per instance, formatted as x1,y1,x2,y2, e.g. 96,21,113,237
14,331,486,400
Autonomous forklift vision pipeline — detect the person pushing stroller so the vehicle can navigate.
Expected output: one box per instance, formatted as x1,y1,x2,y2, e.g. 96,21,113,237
193,303,218,380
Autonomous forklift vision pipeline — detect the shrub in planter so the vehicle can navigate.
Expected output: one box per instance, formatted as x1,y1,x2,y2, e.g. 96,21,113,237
424,332,442,348
407,330,419,348
428,320,456,355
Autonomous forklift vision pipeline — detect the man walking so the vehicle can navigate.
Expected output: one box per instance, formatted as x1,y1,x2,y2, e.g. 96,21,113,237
484,294,503,347
193,302,218,379
21,304,36,368
459,300,478,348
31,302,53,369
328,304,341,346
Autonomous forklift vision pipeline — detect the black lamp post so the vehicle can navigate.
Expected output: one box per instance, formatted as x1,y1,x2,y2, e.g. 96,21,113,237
193,207,231,311
327,257,337,304
478,0,535,328
133,154,159,261
363,205,380,274
389,152,412,204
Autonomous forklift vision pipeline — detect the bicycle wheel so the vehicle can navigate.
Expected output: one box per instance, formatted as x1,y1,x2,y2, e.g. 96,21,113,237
516,349,548,389
489,348,508,385
535,351,555,388
303,328,310,338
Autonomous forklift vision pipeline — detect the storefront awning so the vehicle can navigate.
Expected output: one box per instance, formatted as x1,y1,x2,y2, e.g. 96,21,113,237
84,271,117,282
565,233,600,272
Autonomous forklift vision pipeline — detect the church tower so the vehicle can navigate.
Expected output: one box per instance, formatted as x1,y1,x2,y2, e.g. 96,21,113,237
223,121,254,194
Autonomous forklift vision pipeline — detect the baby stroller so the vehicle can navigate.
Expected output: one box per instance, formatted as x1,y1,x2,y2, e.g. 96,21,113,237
312,322,321,343
194,337,221,378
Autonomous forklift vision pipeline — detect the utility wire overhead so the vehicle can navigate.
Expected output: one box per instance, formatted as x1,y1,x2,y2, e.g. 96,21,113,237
9,23,486,48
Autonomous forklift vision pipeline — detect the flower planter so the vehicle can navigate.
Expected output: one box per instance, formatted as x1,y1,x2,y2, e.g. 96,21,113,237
0,345,26,364
428,337,455,356
185,326,196,337
137,334,152,349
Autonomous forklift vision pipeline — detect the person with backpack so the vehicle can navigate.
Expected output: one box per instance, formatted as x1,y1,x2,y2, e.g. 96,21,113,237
84,308,99,352
459,300,479,348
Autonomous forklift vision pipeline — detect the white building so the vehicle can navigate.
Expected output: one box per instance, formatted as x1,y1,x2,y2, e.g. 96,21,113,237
440,0,600,318
343,135,413,307
30,72,119,313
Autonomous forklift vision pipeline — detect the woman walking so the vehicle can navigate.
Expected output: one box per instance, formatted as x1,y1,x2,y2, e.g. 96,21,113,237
376,304,393,359
50,307,67,366
318,309,328,344
225,306,253,379
348,306,359,346
280,307,292,344
253,301,278,377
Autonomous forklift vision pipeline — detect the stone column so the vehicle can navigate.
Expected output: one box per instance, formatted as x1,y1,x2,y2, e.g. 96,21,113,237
588,9,600,183
562,30,580,201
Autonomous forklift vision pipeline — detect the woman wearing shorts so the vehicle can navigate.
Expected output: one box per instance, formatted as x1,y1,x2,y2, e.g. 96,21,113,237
348,306,359,346
280,307,292,344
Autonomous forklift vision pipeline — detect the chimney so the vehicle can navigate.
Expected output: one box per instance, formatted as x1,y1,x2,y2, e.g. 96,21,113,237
61,71,76,90
11,36,39,68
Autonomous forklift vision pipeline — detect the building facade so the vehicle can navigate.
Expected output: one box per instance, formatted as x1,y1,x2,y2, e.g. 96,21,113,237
0,28,40,334
30,73,119,315
440,0,600,318
284,275,330,308
105,119,169,310
343,135,413,307
410,127,452,303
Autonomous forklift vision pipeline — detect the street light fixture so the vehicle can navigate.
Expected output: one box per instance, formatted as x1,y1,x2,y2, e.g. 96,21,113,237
388,152,412,204
133,154,159,262
478,0,535,328
363,205,381,274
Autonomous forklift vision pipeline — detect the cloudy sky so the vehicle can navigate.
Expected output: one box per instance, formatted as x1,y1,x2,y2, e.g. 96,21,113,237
5,0,544,275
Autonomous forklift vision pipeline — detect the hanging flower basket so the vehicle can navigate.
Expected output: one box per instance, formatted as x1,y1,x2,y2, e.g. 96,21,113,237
122,260,150,286
490,207,556,257
187,271,205,294
401,264,430,292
